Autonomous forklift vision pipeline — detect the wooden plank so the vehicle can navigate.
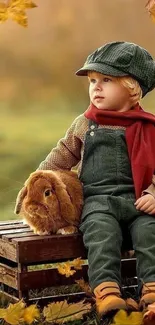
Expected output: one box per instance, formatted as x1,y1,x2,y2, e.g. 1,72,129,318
0,239,17,262
0,263,18,289
3,232,35,241
0,228,32,236
0,291,19,303
19,265,88,290
14,234,87,263
0,224,29,230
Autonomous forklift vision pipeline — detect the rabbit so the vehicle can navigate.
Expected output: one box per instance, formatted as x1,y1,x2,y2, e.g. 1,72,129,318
14,170,84,235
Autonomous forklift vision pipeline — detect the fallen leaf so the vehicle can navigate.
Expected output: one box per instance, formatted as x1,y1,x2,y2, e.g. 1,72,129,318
43,300,91,324
4,300,25,325
111,309,143,325
23,304,40,324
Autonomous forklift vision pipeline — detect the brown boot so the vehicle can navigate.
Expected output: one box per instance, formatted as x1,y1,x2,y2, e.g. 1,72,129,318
140,282,155,309
94,281,127,316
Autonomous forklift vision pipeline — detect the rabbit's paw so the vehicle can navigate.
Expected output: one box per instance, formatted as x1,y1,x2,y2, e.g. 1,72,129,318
57,226,78,235
33,228,50,236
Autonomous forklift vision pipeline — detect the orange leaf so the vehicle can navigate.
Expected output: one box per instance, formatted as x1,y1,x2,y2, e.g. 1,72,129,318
146,0,155,22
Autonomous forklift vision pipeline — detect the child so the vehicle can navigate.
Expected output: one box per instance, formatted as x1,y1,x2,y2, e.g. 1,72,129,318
38,41,155,315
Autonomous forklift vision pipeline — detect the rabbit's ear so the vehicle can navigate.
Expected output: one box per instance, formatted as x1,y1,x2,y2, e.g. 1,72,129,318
14,187,27,214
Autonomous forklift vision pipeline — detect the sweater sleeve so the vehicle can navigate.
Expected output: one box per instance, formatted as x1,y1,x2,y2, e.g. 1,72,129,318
38,114,87,171
142,175,155,198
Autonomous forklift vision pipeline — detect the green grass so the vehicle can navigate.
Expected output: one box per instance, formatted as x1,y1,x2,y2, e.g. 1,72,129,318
0,107,78,220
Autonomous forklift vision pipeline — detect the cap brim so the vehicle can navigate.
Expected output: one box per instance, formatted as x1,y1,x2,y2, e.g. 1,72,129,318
76,62,128,77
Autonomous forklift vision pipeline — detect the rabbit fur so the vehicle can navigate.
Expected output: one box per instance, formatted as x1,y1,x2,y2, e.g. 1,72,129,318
14,170,84,235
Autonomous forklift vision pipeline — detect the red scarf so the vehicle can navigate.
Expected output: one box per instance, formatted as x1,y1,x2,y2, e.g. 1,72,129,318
84,103,155,199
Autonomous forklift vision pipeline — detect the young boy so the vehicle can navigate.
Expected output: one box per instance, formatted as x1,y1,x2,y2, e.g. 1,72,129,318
36,42,155,315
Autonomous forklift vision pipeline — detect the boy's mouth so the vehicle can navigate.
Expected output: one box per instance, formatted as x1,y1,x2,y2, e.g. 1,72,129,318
94,96,104,99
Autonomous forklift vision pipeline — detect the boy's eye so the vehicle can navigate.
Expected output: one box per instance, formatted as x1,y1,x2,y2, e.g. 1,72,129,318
103,77,111,82
89,78,96,83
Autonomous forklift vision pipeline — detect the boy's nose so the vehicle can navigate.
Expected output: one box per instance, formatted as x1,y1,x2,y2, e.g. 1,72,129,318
94,82,102,91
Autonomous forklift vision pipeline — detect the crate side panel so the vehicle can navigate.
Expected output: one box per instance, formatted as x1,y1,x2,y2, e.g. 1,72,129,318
16,234,86,263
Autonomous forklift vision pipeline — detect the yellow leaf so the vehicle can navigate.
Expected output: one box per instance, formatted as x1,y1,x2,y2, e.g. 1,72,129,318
43,300,91,324
9,8,27,26
23,304,40,324
146,0,155,22
111,310,143,325
4,300,25,325
0,308,7,318
0,0,37,26
75,279,92,296
57,262,76,277
10,0,37,10
0,3,8,22
71,257,84,270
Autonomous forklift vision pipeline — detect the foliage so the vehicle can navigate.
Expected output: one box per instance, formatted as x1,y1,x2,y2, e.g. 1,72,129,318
111,310,143,325
57,258,84,278
0,0,37,26
0,298,92,324
146,0,155,22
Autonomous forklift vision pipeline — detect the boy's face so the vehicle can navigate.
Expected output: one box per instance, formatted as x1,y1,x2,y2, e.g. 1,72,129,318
88,71,131,112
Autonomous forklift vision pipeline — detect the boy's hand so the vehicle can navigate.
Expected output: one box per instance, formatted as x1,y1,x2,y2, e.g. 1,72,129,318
134,194,155,215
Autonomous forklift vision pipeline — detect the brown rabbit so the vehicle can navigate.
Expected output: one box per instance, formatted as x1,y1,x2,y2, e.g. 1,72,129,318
14,170,84,235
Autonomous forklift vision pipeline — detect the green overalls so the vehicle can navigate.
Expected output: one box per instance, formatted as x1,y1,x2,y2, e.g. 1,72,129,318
79,120,155,291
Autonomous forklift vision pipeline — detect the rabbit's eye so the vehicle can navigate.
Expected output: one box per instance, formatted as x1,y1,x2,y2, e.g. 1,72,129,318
44,189,51,197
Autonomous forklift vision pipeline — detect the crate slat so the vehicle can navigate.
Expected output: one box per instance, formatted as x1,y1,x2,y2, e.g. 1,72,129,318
0,239,17,262
0,224,29,230
2,232,35,241
14,234,86,263
19,265,88,291
0,228,32,236
0,263,18,289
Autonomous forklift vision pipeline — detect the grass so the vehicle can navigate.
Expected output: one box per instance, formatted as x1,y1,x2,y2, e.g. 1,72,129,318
0,106,78,220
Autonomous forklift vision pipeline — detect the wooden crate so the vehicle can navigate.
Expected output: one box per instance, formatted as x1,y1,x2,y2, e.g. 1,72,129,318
0,220,137,304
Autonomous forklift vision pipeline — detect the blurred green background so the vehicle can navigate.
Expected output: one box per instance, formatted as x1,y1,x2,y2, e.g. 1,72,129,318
0,0,155,220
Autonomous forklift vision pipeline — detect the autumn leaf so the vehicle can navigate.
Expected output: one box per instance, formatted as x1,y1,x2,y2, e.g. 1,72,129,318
111,310,143,325
57,258,85,278
57,262,76,277
75,279,93,297
23,304,40,324
0,0,37,27
71,257,84,270
146,0,155,22
4,300,25,325
0,308,7,318
43,300,92,324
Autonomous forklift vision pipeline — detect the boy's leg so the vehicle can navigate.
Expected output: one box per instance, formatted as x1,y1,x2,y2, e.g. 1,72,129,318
129,214,155,307
80,209,127,314
80,211,122,289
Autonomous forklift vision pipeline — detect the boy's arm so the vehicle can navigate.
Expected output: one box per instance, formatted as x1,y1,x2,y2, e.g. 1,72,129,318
142,175,155,198
38,114,88,171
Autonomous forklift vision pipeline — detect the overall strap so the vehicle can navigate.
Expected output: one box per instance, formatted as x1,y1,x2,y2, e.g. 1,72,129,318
88,119,99,129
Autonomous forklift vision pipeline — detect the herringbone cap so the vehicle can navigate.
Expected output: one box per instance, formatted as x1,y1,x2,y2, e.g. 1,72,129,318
76,41,155,97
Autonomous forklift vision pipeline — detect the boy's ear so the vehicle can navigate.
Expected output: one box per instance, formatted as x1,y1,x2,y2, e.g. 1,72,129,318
14,187,27,214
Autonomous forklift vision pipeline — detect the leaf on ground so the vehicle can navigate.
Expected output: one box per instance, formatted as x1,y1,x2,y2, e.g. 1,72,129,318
111,309,143,325
146,0,155,22
23,304,40,324
4,300,25,325
43,300,92,324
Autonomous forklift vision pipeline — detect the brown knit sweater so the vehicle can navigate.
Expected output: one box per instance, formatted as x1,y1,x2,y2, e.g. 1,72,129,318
38,113,155,198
